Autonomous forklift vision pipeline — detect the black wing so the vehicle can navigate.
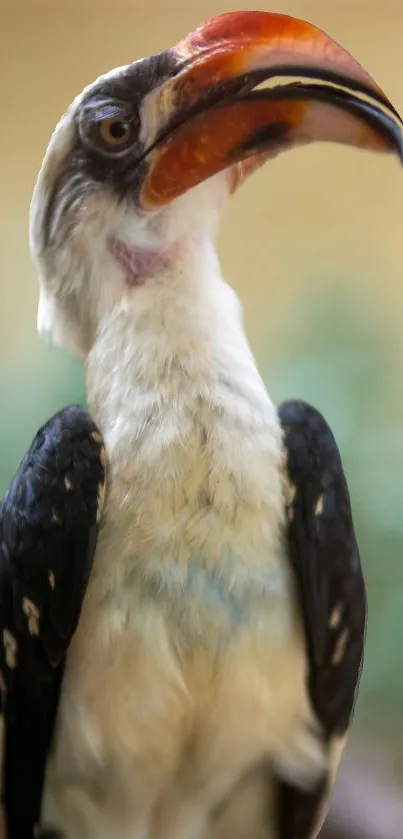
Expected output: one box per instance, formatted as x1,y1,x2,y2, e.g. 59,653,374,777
276,399,367,839
0,405,106,839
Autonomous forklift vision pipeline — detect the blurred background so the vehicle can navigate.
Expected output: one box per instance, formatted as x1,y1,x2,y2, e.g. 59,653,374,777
1,1,403,836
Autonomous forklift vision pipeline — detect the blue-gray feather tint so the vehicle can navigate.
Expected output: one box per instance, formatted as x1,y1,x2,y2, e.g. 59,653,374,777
276,399,366,838
0,407,106,839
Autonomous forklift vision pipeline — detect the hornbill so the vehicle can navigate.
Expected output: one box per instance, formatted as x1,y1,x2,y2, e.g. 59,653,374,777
1,10,402,839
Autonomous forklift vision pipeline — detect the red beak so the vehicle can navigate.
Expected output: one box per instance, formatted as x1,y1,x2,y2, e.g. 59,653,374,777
138,11,402,211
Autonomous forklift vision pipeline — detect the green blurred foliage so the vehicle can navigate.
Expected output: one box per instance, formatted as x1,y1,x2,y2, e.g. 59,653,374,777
267,284,403,733
0,345,85,495
0,284,402,740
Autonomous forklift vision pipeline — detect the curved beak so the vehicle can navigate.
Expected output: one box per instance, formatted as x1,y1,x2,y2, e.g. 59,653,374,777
138,11,403,211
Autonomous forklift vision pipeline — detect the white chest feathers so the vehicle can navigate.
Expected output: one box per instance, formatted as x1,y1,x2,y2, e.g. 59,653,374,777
42,382,324,839
42,266,324,838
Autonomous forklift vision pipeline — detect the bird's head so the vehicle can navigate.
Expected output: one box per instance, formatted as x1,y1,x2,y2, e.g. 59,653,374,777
30,10,403,357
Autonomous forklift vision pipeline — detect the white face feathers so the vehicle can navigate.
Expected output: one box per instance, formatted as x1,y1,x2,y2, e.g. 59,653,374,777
30,62,232,358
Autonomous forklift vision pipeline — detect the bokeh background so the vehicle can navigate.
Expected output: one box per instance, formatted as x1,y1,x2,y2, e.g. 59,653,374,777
1,1,403,836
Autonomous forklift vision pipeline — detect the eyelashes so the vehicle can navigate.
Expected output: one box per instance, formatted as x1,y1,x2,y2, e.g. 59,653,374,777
78,99,141,157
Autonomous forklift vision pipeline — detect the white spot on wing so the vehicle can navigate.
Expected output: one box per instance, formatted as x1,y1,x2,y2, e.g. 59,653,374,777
3,630,18,669
314,494,324,516
22,598,40,636
329,605,342,629
332,628,350,665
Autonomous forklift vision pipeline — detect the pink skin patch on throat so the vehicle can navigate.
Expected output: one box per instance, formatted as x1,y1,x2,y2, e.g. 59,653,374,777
108,236,177,287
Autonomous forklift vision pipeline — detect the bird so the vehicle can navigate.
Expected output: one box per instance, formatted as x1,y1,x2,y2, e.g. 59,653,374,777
1,9,402,839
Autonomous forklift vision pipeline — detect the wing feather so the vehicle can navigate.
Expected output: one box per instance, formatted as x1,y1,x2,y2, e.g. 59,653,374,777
0,406,106,839
276,399,366,839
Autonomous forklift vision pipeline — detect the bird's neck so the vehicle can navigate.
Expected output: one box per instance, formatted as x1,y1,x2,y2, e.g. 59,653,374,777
85,239,276,475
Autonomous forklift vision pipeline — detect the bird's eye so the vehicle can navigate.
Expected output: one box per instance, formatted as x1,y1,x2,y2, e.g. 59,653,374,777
99,118,132,146
79,101,139,156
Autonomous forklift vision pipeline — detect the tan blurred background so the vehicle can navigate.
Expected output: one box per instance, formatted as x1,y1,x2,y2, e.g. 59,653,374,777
1,1,403,837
